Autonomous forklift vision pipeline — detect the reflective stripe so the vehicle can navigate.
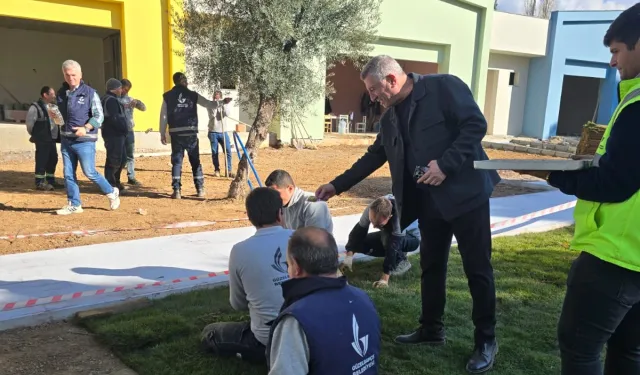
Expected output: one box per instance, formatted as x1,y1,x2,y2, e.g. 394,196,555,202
172,176,182,180
35,174,46,178
169,126,197,132
194,176,204,180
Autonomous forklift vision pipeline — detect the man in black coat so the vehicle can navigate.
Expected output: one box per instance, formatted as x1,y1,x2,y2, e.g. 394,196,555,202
315,55,501,374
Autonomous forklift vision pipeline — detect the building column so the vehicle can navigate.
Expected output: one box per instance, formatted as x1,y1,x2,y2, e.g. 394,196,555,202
596,67,620,125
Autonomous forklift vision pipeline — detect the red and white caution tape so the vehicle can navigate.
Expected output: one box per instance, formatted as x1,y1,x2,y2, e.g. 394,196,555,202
488,200,576,231
0,201,577,312
1,270,230,311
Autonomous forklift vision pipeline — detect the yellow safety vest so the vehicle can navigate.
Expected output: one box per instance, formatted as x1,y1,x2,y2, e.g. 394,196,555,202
571,77,640,272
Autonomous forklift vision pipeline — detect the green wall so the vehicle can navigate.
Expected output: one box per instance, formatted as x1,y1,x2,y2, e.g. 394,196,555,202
283,0,494,142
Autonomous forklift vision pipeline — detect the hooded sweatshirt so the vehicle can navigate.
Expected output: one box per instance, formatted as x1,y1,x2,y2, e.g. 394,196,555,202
282,187,333,233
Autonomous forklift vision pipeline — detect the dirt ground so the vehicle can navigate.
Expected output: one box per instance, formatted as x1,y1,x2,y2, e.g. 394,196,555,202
0,146,555,255
0,322,129,375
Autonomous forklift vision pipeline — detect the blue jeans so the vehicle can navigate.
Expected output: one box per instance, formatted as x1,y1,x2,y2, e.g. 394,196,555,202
208,132,232,173
61,138,114,207
124,131,136,180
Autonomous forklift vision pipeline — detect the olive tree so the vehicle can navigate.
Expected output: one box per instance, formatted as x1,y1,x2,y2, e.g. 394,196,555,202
173,0,382,198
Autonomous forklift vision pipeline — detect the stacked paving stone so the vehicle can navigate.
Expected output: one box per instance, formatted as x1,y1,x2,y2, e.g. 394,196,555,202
481,139,576,158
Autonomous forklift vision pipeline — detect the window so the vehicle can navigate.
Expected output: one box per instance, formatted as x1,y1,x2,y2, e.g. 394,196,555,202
220,78,238,90
509,71,518,86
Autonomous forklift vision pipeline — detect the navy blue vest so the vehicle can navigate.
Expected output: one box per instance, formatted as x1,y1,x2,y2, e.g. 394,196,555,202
163,86,199,136
60,82,99,142
270,281,381,375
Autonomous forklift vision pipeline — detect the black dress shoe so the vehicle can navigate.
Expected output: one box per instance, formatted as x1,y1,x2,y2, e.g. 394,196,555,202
394,328,446,345
466,340,498,374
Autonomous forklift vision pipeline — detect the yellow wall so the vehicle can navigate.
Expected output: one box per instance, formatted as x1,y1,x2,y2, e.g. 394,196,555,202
1,0,183,132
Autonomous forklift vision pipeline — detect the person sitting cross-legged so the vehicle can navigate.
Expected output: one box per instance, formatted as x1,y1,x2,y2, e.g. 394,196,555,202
201,187,294,363
342,194,420,288
267,227,382,375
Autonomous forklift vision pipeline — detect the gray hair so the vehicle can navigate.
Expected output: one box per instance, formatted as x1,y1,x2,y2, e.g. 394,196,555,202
62,60,82,72
360,55,404,81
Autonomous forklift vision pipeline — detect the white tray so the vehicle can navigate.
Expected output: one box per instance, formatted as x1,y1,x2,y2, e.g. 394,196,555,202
474,159,592,171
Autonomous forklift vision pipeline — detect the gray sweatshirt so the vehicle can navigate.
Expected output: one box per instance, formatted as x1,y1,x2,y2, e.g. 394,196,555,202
283,188,333,233
119,94,146,130
228,225,294,345
268,315,310,375
207,101,231,133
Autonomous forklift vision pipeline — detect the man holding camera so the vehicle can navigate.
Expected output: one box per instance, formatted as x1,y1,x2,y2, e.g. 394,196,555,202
316,55,500,374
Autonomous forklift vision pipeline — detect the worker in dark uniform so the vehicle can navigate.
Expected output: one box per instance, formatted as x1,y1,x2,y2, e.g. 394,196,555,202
159,72,219,199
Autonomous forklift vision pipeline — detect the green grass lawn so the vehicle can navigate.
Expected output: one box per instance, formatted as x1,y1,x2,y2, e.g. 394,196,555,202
80,227,576,375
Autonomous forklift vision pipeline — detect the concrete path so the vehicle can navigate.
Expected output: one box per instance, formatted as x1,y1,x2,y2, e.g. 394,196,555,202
0,190,576,330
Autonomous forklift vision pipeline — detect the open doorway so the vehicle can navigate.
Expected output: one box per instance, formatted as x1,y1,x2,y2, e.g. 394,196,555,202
326,59,438,132
0,15,119,123
556,75,601,136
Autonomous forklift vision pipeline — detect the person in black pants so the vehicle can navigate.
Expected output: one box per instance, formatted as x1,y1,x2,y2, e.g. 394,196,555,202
159,72,220,199
25,86,63,190
316,55,500,374
101,78,129,190
342,194,420,288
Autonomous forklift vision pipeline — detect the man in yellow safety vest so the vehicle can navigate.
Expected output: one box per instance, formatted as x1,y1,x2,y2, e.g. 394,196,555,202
519,4,640,374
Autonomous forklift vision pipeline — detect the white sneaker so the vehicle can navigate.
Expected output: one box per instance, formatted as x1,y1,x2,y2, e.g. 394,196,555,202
56,203,84,215
107,187,120,210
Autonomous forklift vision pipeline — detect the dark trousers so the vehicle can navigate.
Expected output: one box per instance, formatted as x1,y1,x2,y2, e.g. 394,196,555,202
418,199,496,344
355,231,421,262
34,141,58,185
208,132,232,173
103,135,126,188
123,131,136,181
170,135,204,191
558,252,640,375
201,321,266,363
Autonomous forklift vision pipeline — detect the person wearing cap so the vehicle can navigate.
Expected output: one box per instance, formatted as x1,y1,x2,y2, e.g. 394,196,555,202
101,78,129,191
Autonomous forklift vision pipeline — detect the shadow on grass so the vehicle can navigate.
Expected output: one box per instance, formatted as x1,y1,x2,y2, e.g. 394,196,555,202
80,227,575,375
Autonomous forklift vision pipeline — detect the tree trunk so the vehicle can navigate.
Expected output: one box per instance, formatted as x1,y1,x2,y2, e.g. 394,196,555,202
227,95,278,199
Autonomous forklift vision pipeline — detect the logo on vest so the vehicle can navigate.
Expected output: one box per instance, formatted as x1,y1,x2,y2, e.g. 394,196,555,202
271,247,289,286
77,96,86,105
177,93,189,109
351,314,376,374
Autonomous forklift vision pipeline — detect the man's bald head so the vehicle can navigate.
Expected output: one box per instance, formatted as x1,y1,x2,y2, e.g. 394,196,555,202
288,227,339,277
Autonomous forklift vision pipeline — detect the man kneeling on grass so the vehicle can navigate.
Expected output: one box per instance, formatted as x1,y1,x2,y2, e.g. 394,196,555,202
265,169,334,233
343,195,419,288
267,227,381,375
201,187,294,363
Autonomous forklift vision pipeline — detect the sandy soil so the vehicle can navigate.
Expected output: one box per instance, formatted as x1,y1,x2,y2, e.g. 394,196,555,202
0,322,129,375
0,146,556,254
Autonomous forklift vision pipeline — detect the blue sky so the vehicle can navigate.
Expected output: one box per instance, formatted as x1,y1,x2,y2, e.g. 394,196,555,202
497,0,636,14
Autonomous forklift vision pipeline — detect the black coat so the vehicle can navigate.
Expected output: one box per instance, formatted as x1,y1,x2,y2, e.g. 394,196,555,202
101,92,128,137
331,73,500,225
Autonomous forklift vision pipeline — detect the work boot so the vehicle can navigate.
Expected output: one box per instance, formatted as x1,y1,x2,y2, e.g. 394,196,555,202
171,190,181,200
395,327,446,346
466,340,498,374
128,179,142,186
197,188,206,198
48,180,65,189
36,182,54,191
228,171,235,178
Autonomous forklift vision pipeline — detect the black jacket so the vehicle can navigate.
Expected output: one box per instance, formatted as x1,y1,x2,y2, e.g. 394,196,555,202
331,73,500,224
101,92,128,137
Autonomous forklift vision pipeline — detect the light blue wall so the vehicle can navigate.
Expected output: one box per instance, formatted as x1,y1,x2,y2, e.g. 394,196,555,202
522,11,622,139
